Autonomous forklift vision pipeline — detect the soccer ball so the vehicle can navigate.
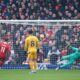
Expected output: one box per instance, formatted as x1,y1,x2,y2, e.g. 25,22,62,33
40,34,44,39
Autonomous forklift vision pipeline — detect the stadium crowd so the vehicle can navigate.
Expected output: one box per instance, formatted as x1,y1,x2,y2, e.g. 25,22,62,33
0,0,80,20
0,23,80,64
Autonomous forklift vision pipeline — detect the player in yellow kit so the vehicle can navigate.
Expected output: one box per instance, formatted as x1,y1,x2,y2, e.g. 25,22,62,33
24,30,40,73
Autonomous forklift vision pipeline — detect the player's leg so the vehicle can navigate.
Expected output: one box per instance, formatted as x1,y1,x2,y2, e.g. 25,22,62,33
56,53,75,70
29,59,34,72
56,60,67,70
27,53,34,71
33,52,37,72
60,59,74,68
33,59,37,72
60,53,76,68
61,53,75,60
0,58,4,68
61,53,76,68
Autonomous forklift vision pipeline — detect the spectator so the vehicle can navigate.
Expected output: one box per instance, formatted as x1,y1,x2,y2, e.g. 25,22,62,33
0,0,80,19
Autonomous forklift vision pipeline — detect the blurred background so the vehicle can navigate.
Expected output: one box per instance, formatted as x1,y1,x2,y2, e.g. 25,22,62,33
0,0,80,20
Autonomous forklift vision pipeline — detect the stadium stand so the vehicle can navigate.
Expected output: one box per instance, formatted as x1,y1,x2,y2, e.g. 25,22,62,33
0,0,80,20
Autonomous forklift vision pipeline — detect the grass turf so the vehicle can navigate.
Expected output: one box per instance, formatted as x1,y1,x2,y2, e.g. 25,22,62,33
0,69,80,80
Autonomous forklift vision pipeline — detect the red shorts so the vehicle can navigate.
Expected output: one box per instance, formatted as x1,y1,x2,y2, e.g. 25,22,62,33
0,57,5,66
0,54,6,63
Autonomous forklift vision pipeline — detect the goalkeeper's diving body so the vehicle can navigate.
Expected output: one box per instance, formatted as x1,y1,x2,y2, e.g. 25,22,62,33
24,29,40,73
56,44,80,69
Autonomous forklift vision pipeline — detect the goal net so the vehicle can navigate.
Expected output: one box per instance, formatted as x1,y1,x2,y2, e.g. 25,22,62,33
0,20,80,69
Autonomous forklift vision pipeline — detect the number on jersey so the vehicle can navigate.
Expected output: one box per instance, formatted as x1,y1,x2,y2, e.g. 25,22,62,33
31,41,34,47
1,46,5,53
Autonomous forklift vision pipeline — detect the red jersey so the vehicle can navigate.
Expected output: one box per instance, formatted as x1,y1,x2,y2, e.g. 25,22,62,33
0,41,10,58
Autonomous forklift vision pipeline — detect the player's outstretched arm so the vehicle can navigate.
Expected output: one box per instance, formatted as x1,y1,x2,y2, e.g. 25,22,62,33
70,46,78,51
66,41,78,51
66,41,71,48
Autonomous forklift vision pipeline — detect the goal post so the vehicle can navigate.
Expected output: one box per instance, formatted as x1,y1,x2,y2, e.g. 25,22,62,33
0,20,80,26
0,20,80,69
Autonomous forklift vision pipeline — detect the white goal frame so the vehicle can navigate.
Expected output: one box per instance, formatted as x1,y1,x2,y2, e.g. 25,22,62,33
0,20,80,26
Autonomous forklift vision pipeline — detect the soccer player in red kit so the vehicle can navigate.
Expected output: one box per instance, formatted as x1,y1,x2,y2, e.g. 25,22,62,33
0,38,10,67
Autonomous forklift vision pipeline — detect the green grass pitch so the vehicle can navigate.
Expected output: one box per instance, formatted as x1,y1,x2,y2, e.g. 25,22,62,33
0,69,80,80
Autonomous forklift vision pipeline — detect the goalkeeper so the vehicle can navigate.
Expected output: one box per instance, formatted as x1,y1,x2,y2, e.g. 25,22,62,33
57,42,80,69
